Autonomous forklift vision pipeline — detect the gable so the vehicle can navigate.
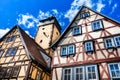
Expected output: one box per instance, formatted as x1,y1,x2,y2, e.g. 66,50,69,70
0,26,29,64
52,6,120,47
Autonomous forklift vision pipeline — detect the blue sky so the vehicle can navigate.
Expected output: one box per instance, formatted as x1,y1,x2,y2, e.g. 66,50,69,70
0,0,120,38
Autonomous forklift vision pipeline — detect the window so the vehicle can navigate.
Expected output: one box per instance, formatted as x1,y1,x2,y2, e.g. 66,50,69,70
114,36,120,47
80,12,90,19
84,41,94,52
5,68,12,78
92,20,103,31
12,66,20,77
63,68,72,80
36,71,41,80
104,38,114,48
0,67,6,78
109,63,120,80
86,65,98,80
6,36,15,42
61,46,67,56
61,45,75,56
68,45,75,55
62,65,99,80
0,50,4,57
72,26,81,35
75,67,84,80
6,47,17,56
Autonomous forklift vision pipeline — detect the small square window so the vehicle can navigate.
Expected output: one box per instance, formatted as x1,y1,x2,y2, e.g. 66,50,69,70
84,41,94,52
92,20,103,31
6,47,17,56
104,38,114,48
114,36,120,47
72,26,81,36
6,36,15,42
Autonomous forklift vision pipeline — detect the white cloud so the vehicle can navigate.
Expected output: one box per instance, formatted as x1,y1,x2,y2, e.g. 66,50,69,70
17,9,65,28
64,0,93,22
96,0,105,12
17,13,39,28
110,3,117,14
0,28,10,38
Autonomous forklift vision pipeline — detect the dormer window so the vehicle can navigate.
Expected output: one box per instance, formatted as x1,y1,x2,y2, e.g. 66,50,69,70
72,26,81,36
92,20,103,31
80,12,90,19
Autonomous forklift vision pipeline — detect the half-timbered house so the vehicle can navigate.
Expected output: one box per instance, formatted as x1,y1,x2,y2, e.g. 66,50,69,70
52,6,120,80
0,25,52,80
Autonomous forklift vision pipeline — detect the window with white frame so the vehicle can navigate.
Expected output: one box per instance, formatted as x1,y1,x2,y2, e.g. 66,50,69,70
62,65,99,80
108,63,120,80
84,41,94,52
72,26,81,35
63,68,72,80
86,65,98,80
104,38,114,48
92,20,103,31
61,46,67,56
68,45,75,55
75,67,84,80
114,36,120,47
61,45,75,56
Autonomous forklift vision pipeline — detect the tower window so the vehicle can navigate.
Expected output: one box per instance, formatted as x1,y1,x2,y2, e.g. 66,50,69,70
40,40,43,43
42,28,45,30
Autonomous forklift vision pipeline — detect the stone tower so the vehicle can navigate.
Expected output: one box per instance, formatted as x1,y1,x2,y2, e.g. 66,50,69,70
35,16,61,56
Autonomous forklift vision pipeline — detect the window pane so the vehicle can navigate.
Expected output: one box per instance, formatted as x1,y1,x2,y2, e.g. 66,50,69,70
0,67,6,78
6,48,11,56
109,63,120,79
85,41,93,52
63,68,71,80
36,71,41,80
68,45,74,55
61,47,67,55
11,48,17,56
105,38,114,48
92,20,103,30
73,26,81,35
87,66,97,79
5,68,12,78
11,36,15,41
114,36,120,47
6,37,11,42
12,67,20,77
75,67,83,80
